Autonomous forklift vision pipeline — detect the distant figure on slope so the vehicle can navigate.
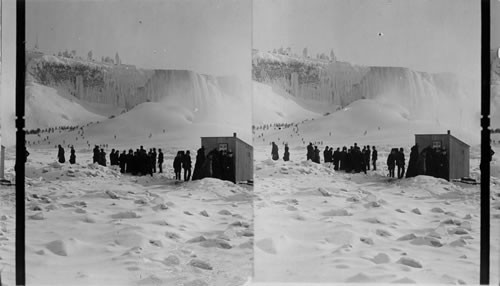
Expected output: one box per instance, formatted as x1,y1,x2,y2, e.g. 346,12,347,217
387,148,397,178
192,146,205,180
69,146,76,164
271,142,279,160
183,150,192,181
406,144,419,178
57,145,66,163
396,147,405,179
371,146,378,170
173,151,183,180
157,149,164,173
283,144,290,161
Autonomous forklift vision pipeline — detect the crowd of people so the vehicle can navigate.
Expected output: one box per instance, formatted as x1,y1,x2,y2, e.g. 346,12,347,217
271,141,457,180
272,142,378,174
54,144,236,183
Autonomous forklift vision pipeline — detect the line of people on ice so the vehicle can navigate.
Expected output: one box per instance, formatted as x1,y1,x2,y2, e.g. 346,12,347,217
271,141,453,180
95,146,164,177
55,144,236,183
271,142,378,174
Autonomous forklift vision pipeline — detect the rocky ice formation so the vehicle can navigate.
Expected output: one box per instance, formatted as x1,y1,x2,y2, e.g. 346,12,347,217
26,50,243,111
252,50,477,126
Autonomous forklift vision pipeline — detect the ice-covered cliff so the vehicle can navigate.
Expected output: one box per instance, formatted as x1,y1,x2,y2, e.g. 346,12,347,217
25,50,249,131
253,50,479,131
27,51,243,111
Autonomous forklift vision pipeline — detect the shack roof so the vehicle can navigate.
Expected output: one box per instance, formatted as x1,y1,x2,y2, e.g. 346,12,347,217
201,135,253,149
414,133,470,148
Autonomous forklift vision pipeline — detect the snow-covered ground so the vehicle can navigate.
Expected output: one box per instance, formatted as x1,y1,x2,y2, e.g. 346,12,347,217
253,144,499,284
1,148,252,286
251,77,498,284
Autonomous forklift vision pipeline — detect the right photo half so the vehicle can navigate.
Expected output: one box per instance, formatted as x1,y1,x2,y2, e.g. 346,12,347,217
252,0,498,284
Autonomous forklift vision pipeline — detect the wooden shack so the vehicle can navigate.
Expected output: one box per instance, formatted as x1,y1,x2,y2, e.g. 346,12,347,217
414,130,470,180
200,133,253,183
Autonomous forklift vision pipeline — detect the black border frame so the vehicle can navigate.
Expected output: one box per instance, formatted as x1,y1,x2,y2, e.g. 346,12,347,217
15,0,26,285
480,0,491,284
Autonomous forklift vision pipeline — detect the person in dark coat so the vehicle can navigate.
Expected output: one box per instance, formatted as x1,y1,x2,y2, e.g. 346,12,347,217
307,143,314,161
211,149,223,179
110,149,115,165
396,147,405,179
192,146,205,180
173,151,183,180
183,150,192,181
93,145,99,164
437,148,449,180
100,149,106,166
152,148,157,173
345,148,352,173
387,149,396,178
126,149,134,174
314,146,320,163
69,146,76,164
339,147,347,170
226,151,235,183
333,148,340,170
371,146,378,171
323,146,330,163
157,149,164,173
201,150,215,178
147,150,154,176
365,145,371,170
57,145,66,163
119,150,127,173
283,144,290,161
405,144,419,178
271,142,279,160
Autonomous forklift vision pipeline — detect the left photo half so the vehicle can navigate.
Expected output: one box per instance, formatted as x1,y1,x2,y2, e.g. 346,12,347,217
21,0,253,285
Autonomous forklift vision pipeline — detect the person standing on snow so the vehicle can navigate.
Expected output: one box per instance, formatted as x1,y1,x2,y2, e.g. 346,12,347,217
387,148,396,178
69,146,76,164
283,144,290,161
271,142,279,161
157,149,164,173
173,151,183,180
183,150,192,181
57,145,66,164
371,146,378,171
406,144,419,178
396,147,405,179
